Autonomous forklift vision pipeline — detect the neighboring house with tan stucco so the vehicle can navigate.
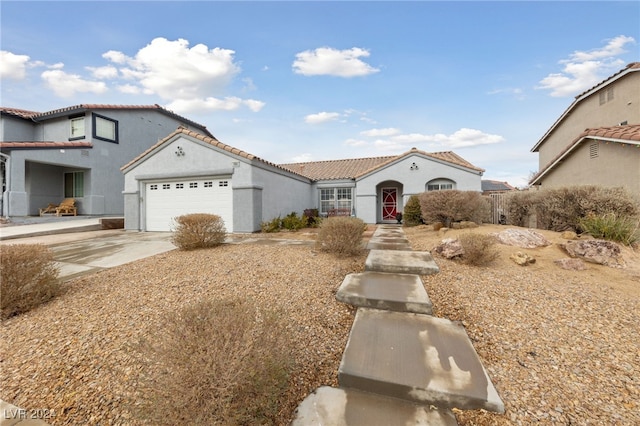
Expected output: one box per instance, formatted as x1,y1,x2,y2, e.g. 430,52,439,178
529,62,640,199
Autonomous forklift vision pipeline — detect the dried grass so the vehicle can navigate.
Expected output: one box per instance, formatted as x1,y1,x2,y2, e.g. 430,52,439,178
316,216,367,256
171,213,226,250
0,244,61,320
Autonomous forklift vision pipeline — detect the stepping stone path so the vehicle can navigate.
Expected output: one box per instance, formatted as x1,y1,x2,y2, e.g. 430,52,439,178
293,225,504,425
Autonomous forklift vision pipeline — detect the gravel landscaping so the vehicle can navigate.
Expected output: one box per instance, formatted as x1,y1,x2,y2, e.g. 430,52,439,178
1,224,639,425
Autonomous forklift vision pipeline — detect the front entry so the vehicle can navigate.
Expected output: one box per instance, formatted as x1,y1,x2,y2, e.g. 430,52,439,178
381,187,397,221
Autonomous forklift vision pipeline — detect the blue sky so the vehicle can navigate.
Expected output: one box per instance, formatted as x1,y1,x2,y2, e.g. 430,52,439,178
2,1,639,187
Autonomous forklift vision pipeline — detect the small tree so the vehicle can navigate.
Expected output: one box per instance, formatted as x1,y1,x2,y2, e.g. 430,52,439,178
403,195,423,226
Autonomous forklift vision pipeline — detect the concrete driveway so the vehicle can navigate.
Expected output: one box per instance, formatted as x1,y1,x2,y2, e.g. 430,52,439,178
0,227,176,281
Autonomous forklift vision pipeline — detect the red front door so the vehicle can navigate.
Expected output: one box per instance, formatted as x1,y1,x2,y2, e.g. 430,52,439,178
382,188,397,221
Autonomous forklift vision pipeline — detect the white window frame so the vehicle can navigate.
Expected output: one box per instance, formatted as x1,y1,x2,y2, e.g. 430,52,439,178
319,187,352,215
426,179,455,191
69,116,85,140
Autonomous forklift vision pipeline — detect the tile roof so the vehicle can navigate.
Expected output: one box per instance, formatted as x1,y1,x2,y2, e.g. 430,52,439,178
482,180,515,192
530,124,640,185
0,104,213,138
531,62,640,153
121,127,304,178
0,141,93,149
280,148,484,180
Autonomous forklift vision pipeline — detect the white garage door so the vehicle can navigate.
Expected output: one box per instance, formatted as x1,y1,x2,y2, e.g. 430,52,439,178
145,178,233,232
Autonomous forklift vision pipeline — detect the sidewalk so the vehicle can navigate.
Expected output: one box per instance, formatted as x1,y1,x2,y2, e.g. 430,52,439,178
0,216,110,241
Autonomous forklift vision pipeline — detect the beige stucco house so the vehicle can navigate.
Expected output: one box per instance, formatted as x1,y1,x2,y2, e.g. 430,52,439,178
529,62,640,199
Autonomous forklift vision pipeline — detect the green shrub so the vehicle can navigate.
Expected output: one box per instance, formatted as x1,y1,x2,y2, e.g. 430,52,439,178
171,213,226,250
403,195,423,227
458,233,499,266
507,186,639,232
418,190,490,226
1,244,61,320
579,213,639,246
316,216,367,256
303,209,321,227
261,216,282,233
134,298,294,425
281,211,308,231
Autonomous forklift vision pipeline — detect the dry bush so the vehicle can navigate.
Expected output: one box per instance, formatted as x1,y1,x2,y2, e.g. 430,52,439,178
134,298,295,425
1,244,61,320
507,186,639,232
418,190,490,226
171,213,226,250
458,233,499,266
316,216,367,256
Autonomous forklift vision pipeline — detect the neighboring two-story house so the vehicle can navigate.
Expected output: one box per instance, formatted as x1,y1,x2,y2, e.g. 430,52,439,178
529,62,640,198
0,105,212,217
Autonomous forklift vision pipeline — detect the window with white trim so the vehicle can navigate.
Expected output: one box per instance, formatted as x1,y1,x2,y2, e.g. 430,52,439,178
319,188,352,215
219,181,228,187
92,113,118,143
176,183,184,189
162,184,170,189
426,179,455,191
69,116,85,140
204,181,213,188
189,182,198,188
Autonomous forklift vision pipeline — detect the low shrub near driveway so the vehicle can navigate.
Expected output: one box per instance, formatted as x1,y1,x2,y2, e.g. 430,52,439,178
171,213,226,250
316,216,367,256
0,244,61,320
134,298,294,425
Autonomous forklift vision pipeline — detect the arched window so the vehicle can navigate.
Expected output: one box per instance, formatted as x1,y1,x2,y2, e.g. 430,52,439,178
426,178,455,191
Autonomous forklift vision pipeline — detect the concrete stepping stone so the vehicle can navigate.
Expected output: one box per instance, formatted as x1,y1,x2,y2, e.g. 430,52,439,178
338,308,505,413
336,271,433,314
292,386,458,426
365,249,439,275
366,241,412,250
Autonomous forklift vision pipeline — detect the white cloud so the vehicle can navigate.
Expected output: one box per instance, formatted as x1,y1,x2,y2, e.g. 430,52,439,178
358,128,504,152
305,111,341,124
0,51,30,79
293,47,379,77
344,138,368,147
290,153,314,163
361,127,401,137
165,96,265,113
41,69,108,97
86,65,118,79
537,35,635,97
116,84,141,94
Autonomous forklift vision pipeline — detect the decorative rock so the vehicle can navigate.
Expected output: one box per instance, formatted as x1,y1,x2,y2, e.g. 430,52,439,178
438,227,449,236
554,258,587,271
491,229,552,248
561,231,578,240
434,238,464,259
560,239,626,268
510,252,536,266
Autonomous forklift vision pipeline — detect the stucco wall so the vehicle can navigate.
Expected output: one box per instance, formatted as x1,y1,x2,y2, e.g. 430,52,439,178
537,140,640,199
355,154,482,223
537,72,640,168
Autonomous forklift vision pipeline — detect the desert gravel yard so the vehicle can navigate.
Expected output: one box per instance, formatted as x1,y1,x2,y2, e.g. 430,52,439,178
2,225,639,425
1,240,365,425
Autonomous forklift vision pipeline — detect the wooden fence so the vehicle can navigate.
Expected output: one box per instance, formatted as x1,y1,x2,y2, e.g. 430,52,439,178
489,193,509,225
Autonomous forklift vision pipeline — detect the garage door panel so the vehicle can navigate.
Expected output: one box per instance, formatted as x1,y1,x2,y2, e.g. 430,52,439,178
145,179,232,232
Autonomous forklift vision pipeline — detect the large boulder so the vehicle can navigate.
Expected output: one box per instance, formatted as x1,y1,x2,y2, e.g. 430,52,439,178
492,229,552,249
560,239,625,268
434,238,464,259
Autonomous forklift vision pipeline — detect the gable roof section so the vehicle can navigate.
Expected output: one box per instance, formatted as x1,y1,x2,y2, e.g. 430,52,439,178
280,148,484,181
120,127,306,179
0,104,214,138
531,62,640,153
482,180,515,192
529,124,640,185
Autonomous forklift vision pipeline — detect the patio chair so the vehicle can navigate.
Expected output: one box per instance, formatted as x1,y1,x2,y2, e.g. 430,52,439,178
39,203,59,216
55,198,77,216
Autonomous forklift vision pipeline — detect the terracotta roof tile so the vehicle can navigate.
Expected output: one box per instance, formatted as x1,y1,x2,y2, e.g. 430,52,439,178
281,147,484,180
1,104,213,138
530,124,640,185
121,128,305,178
0,141,93,149
0,107,40,119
